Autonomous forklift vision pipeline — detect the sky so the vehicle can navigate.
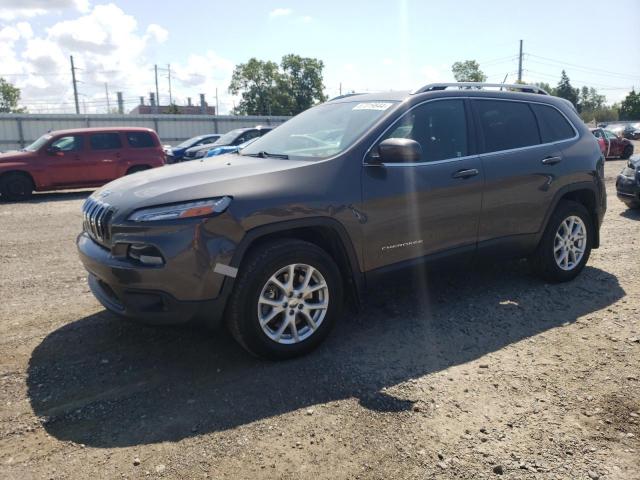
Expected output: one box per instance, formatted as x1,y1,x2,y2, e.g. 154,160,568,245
0,0,639,114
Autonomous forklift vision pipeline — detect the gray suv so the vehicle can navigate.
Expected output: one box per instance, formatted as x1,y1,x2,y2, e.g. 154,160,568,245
77,82,606,359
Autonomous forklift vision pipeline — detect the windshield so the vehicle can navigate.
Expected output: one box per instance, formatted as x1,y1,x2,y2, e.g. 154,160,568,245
24,134,52,152
213,129,243,146
241,100,398,160
176,136,204,148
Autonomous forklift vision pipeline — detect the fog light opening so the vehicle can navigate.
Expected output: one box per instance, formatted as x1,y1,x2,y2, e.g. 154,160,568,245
128,244,165,266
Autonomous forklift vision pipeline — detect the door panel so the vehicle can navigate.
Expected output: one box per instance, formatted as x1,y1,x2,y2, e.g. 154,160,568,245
362,158,483,270
46,135,87,186
86,132,123,183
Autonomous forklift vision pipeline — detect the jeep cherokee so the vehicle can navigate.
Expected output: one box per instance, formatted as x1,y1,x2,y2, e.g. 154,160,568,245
77,82,606,359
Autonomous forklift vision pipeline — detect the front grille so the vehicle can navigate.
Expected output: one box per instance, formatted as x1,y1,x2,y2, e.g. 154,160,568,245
82,197,115,246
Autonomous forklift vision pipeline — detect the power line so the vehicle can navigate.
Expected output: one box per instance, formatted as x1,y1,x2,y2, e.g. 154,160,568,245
526,53,640,80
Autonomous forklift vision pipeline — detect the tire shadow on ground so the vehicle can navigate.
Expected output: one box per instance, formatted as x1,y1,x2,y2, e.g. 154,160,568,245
27,262,624,448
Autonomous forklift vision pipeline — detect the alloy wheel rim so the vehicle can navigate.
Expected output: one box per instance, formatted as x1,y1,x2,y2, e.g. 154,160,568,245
257,263,329,345
553,215,587,271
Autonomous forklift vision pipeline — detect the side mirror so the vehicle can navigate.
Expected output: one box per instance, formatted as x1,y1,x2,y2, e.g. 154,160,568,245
47,145,63,156
370,138,422,164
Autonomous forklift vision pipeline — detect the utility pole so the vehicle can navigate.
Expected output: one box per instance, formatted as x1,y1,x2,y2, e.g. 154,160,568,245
215,87,219,115
339,82,342,96
154,64,160,113
167,64,172,105
104,82,111,112
70,55,80,114
517,39,523,83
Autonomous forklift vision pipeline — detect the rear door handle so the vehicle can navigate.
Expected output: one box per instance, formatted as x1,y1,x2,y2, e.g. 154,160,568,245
542,156,562,165
452,168,479,179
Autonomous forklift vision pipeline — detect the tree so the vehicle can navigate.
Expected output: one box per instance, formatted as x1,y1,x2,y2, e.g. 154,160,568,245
619,89,640,120
229,55,326,116
533,82,556,96
165,103,181,114
451,60,487,82
0,77,25,113
555,70,578,108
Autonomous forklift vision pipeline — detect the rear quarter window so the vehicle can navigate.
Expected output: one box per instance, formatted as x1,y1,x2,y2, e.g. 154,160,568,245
531,104,575,143
126,131,156,148
475,100,540,153
90,133,122,150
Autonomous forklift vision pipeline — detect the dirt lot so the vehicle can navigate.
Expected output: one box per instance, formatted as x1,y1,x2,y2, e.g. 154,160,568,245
0,154,639,480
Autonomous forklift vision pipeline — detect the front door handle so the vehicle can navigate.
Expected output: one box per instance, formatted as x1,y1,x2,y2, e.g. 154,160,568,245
452,168,479,179
542,156,562,165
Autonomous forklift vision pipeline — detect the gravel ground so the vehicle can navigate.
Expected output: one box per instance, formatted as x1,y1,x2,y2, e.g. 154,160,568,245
0,154,638,480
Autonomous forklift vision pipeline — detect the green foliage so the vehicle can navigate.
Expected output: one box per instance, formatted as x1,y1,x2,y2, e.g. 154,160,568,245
0,77,25,113
619,89,640,120
554,70,579,108
229,55,326,116
451,60,487,82
165,103,181,114
533,82,556,95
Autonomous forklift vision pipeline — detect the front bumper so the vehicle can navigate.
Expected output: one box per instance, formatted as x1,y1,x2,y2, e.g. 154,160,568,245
77,229,235,327
616,173,640,206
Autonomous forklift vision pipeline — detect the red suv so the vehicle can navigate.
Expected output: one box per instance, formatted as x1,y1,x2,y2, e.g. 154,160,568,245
0,127,165,201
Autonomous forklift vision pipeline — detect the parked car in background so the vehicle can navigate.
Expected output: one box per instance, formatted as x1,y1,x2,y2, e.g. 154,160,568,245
616,157,640,209
166,134,220,163
182,126,273,161
591,128,634,159
78,82,606,359
622,123,640,140
204,137,259,158
0,127,164,201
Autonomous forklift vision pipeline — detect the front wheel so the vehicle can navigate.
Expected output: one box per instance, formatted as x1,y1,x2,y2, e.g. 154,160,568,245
529,200,593,283
0,172,34,201
226,239,343,360
621,145,633,160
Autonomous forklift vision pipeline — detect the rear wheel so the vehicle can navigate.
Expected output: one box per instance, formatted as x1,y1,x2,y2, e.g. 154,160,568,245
0,172,34,201
622,145,633,160
226,239,343,360
126,165,150,175
529,200,593,282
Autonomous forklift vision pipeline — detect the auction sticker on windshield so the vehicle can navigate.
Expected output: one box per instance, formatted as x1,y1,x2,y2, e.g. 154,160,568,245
353,102,394,111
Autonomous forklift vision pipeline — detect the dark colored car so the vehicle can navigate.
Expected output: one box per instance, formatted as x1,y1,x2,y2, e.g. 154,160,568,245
181,127,272,161
616,157,640,209
591,128,634,159
166,134,220,163
0,127,164,201
78,82,606,359
622,123,640,141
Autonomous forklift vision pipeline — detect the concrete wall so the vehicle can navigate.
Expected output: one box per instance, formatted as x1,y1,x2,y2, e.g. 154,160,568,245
0,114,290,152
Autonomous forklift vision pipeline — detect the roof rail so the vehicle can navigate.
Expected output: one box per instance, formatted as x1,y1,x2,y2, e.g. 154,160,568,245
411,82,549,95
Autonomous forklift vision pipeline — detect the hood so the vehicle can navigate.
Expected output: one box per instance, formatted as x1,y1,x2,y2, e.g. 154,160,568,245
91,153,311,211
0,150,30,164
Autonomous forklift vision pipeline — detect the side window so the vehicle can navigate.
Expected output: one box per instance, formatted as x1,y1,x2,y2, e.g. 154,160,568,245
380,99,468,162
126,131,155,148
531,104,575,143
604,130,618,140
241,130,260,143
475,100,540,153
51,135,83,152
90,133,122,150
593,129,603,139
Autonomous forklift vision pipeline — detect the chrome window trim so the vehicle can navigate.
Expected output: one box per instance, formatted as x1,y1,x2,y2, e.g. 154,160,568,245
363,96,580,167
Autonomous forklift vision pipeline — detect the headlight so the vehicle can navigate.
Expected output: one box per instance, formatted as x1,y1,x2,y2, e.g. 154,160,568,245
128,197,231,222
195,150,206,158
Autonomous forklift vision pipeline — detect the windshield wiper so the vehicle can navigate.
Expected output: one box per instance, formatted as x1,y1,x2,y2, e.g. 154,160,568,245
244,151,289,159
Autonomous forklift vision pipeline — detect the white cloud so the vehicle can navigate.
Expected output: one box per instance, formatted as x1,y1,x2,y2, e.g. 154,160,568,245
269,8,292,18
300,15,312,23
145,24,168,44
0,0,89,20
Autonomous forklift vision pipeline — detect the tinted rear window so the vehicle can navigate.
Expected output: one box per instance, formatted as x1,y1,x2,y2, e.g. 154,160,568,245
90,133,122,150
126,131,155,148
475,100,540,152
532,104,575,143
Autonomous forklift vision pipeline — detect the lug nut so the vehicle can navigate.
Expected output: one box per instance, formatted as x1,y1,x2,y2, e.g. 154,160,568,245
283,302,288,308
288,292,293,298
298,304,303,310
289,309,294,315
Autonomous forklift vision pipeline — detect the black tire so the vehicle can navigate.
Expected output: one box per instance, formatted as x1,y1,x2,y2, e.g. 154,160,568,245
226,239,343,360
529,200,593,283
0,172,34,201
621,145,633,160
126,165,150,175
